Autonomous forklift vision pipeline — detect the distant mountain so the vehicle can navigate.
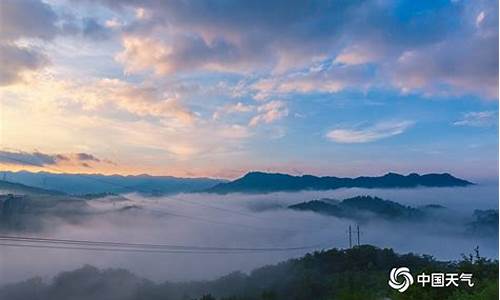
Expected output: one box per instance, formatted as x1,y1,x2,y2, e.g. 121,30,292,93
1,171,225,195
289,196,425,221
0,180,65,196
205,171,473,194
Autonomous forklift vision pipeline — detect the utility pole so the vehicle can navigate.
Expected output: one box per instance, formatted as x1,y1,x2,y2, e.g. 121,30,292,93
356,224,360,246
348,225,352,248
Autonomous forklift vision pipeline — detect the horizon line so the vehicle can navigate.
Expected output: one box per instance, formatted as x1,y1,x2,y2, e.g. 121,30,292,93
0,168,474,182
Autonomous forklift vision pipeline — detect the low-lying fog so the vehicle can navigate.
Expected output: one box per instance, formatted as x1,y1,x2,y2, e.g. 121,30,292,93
0,183,497,285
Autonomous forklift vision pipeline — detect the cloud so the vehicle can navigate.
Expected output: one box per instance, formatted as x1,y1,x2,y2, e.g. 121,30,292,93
390,33,498,99
92,0,497,99
106,0,351,75
0,187,496,288
75,153,101,162
4,75,196,125
0,0,115,86
453,111,497,127
249,100,289,127
81,18,112,40
61,17,114,40
326,121,414,144
218,125,252,139
0,0,58,41
2,0,496,98
0,150,65,166
252,64,373,100
476,11,486,27
0,44,48,85
363,1,497,99
0,150,112,168
114,36,171,75
92,79,196,124
334,45,381,65
115,33,262,76
164,144,199,158
0,0,58,85
212,102,254,120
0,74,255,168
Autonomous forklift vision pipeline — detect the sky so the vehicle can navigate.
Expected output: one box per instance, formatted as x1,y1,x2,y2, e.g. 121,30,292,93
0,0,498,180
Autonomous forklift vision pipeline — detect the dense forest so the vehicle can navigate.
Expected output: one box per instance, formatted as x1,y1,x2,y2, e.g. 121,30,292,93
1,245,497,300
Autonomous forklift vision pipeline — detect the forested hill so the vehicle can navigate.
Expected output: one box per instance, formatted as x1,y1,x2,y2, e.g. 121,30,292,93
0,180,65,196
206,171,473,194
289,195,425,221
1,245,496,300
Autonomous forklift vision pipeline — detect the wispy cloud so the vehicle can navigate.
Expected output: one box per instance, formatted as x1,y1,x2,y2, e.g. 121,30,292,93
0,150,64,166
251,64,373,100
75,153,100,162
249,100,289,127
326,121,414,143
0,150,113,168
218,125,253,139
453,111,497,127
212,102,254,120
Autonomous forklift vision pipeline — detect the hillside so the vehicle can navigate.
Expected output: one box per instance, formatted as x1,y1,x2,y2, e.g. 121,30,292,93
289,196,425,221
206,171,473,194
0,245,496,300
0,180,65,196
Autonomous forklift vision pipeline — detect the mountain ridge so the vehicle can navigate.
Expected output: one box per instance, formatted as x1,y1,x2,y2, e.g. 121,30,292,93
1,170,226,195
205,171,473,194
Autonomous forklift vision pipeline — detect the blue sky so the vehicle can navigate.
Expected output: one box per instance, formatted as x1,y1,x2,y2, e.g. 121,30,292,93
0,0,498,180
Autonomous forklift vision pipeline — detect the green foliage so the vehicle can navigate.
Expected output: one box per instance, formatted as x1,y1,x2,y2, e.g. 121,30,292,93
390,248,499,300
2,245,497,300
196,246,498,300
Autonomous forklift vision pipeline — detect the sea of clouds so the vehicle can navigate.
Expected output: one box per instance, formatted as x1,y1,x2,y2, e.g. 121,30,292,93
0,184,497,285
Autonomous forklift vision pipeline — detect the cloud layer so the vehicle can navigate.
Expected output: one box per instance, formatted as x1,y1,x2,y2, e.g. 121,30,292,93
0,186,497,285
90,0,499,99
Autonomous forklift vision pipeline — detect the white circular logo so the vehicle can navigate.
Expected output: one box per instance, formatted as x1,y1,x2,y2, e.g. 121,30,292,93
388,267,414,293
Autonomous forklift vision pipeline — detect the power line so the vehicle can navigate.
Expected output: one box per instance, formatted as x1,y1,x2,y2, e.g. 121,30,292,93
0,243,266,254
162,195,287,225
0,235,326,253
147,197,294,233
147,206,294,233
0,154,335,251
